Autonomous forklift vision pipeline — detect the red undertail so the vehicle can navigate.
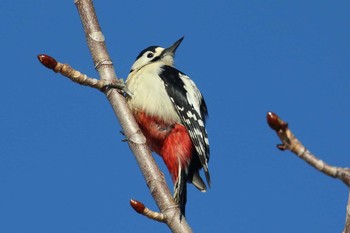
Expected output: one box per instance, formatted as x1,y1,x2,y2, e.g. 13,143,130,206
134,111,193,183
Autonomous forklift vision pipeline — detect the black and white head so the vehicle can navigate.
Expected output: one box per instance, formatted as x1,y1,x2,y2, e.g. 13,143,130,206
130,37,184,72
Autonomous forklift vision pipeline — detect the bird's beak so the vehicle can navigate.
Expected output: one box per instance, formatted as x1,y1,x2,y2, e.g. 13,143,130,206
162,37,184,57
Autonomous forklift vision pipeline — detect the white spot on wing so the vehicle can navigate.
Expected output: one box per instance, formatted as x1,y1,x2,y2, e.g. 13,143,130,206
179,73,203,117
198,119,204,127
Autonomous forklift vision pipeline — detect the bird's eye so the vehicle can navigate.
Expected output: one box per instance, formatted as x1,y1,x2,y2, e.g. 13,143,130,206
147,53,154,58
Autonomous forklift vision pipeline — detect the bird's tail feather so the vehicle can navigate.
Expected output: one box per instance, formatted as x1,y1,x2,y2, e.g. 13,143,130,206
174,166,187,216
190,170,207,192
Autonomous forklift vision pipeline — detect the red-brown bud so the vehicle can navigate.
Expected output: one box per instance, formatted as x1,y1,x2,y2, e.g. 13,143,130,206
37,54,58,70
267,112,288,131
130,199,145,214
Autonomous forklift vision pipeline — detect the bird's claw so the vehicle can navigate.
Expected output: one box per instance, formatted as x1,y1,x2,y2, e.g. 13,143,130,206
120,131,128,142
102,79,133,97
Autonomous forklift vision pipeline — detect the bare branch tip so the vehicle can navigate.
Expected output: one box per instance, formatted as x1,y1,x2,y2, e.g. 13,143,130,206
129,199,166,222
267,111,288,131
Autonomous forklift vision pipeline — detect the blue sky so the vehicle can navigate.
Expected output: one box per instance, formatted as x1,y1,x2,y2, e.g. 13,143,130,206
1,0,350,232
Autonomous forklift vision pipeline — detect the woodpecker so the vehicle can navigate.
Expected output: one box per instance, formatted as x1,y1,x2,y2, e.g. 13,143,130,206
125,37,210,215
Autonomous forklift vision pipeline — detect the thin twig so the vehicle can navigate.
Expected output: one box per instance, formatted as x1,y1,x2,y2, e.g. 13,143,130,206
37,54,127,92
130,199,166,222
267,111,350,233
344,191,350,233
266,111,350,186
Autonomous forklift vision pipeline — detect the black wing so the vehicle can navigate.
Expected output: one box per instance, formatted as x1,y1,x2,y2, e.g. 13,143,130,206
158,65,210,185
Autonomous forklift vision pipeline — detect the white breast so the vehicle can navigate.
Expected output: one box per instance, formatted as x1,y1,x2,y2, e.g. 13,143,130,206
126,64,181,123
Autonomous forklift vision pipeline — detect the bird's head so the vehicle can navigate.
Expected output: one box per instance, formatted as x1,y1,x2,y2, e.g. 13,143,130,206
130,37,184,72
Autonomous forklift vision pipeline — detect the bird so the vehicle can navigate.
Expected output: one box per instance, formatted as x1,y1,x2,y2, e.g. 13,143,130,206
125,37,210,215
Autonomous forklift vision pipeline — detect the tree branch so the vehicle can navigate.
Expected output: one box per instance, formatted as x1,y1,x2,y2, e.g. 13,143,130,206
267,111,350,233
344,192,350,233
74,1,192,231
37,54,127,92
266,111,350,186
38,0,192,232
